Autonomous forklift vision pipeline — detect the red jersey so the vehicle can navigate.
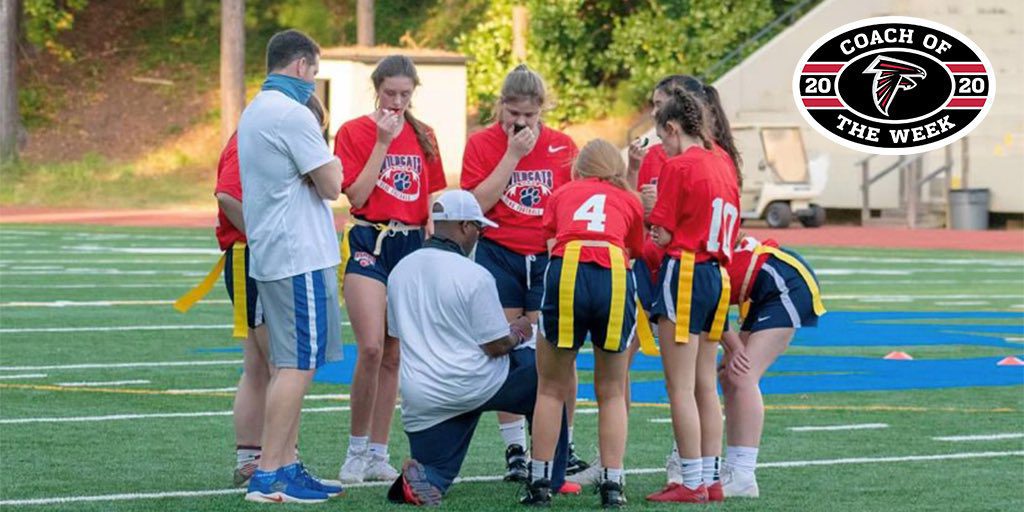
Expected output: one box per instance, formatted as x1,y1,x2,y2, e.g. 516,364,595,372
543,178,645,269
636,144,668,280
214,133,246,251
725,237,778,304
335,115,447,225
461,123,577,255
649,145,740,264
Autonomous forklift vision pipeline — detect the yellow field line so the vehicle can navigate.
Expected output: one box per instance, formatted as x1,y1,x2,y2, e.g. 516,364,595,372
577,400,1017,414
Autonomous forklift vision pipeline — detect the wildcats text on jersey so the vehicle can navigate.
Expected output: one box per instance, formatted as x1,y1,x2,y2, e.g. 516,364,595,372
377,154,424,202
501,169,554,216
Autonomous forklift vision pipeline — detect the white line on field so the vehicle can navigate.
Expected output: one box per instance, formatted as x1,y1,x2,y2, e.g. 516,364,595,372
788,423,889,432
56,380,151,387
811,255,1023,267
825,294,1022,301
575,408,599,414
0,373,47,380
0,259,213,265
165,387,238,394
0,284,194,289
0,406,351,425
64,245,220,255
933,301,990,306
1005,337,1024,342
0,322,349,334
649,418,672,423
0,299,231,307
1,451,1020,506
0,359,243,372
932,433,1024,442
0,269,208,276
305,393,350,400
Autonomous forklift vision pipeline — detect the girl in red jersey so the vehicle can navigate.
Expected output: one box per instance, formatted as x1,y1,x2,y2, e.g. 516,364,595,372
645,88,740,504
520,139,644,508
334,55,447,483
718,236,825,498
460,65,585,481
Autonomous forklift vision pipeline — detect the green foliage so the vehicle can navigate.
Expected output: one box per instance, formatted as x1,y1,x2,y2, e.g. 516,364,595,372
22,0,89,61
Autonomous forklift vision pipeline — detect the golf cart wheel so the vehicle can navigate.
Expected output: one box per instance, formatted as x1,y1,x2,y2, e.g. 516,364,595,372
765,201,792,228
799,204,826,228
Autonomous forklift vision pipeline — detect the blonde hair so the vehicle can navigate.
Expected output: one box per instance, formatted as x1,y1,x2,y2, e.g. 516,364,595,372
573,139,633,191
491,64,549,122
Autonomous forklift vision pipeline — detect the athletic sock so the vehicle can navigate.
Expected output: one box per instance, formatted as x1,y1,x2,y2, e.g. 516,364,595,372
499,418,527,448
726,446,759,476
672,440,679,457
679,456,703,490
603,467,624,486
567,426,574,445
236,446,261,466
702,456,721,485
347,435,369,457
369,443,388,460
530,459,551,483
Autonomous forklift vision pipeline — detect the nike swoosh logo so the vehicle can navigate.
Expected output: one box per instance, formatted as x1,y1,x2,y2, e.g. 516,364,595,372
548,145,567,153
757,316,771,322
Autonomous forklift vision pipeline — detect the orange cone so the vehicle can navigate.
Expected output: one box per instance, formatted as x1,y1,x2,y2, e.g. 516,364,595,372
996,356,1024,366
883,351,913,360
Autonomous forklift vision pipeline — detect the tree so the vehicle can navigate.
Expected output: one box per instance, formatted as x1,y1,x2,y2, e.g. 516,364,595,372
1,0,20,164
220,0,245,143
357,0,373,46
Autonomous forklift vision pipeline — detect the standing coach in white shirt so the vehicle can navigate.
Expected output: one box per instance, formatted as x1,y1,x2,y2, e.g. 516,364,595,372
384,190,569,506
238,29,345,504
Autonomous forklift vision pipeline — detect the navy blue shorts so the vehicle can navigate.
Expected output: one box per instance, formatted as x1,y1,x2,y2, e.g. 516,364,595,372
741,251,821,332
632,257,658,314
650,257,726,336
343,222,423,284
540,258,636,353
222,243,264,329
474,237,547,312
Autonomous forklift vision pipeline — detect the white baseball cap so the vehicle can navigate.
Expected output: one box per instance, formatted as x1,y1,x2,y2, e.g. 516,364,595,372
431,190,499,228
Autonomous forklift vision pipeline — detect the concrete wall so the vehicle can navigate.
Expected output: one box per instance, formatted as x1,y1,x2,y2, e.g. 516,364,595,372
316,59,467,186
712,0,1023,213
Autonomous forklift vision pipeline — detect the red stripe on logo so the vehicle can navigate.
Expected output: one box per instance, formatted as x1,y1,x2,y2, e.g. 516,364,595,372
802,64,843,73
946,64,986,73
802,97,843,108
946,98,986,107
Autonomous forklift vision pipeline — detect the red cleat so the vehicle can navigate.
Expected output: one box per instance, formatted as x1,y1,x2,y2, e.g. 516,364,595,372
558,481,583,495
645,482,680,501
646,483,708,503
707,481,724,502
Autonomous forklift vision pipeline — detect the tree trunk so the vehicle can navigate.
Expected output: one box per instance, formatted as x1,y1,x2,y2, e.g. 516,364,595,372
220,0,245,144
1,0,20,164
357,0,374,46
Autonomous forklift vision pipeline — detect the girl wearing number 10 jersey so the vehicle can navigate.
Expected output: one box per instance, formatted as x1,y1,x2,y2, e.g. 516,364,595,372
646,87,740,504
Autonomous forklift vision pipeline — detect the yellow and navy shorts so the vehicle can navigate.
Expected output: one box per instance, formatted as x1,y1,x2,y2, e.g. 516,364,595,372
650,256,728,339
222,243,264,329
474,238,548,311
741,250,821,332
632,257,659,315
539,258,637,353
342,223,423,285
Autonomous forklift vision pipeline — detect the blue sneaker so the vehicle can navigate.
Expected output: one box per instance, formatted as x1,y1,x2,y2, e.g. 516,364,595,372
244,464,330,503
296,462,344,497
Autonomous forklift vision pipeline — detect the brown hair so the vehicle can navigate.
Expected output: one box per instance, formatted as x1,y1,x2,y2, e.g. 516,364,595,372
655,75,742,186
305,94,328,132
655,88,712,151
371,55,439,161
492,64,549,121
573,139,633,192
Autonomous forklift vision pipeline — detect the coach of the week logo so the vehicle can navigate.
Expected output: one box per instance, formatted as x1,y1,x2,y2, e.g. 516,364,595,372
793,16,996,155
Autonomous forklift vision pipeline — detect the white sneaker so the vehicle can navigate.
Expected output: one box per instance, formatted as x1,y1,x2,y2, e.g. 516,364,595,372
338,451,370,483
363,454,400,481
665,453,683,485
565,455,602,486
721,466,759,498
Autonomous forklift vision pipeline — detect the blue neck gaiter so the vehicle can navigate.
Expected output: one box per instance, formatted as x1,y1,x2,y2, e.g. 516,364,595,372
261,74,315,104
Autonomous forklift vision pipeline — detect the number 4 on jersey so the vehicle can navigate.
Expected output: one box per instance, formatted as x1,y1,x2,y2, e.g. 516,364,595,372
573,194,607,232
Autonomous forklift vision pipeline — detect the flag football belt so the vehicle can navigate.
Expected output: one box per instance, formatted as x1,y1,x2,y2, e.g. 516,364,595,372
737,245,827,324
174,243,248,338
557,240,628,352
674,251,730,344
350,218,422,256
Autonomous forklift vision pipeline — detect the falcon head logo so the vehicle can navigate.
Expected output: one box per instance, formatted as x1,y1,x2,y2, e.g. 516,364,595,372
862,55,927,117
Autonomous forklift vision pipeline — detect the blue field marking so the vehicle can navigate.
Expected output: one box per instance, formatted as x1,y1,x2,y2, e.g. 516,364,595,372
795,311,1024,348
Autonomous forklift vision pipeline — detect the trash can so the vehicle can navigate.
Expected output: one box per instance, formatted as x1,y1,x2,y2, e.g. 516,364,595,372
948,188,990,230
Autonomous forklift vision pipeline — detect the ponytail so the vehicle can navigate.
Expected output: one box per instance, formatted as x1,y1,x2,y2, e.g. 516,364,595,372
655,75,742,186
371,54,439,161
655,88,712,150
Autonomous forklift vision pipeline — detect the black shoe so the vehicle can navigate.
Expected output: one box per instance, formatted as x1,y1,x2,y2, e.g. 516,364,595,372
599,480,627,509
504,444,529,483
565,442,590,476
520,478,552,507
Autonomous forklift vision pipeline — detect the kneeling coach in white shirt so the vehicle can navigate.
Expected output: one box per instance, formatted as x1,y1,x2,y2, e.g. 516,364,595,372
384,190,569,506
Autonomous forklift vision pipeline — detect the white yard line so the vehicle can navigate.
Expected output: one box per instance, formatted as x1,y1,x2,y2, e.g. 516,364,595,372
0,283,195,289
305,394,350,400
0,259,213,265
0,322,348,334
0,373,47,380
810,255,1023,267
932,433,1024,442
648,418,672,423
575,408,600,414
0,406,351,425
0,299,230,307
165,387,238,394
56,380,151,387
0,269,207,276
0,359,242,372
788,423,889,432
1,450,1020,506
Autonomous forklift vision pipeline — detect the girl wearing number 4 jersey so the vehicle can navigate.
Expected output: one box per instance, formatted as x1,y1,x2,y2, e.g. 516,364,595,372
718,236,825,498
646,87,740,504
520,140,644,509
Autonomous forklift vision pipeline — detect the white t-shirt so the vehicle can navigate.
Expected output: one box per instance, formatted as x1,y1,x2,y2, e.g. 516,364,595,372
238,90,340,281
387,247,511,432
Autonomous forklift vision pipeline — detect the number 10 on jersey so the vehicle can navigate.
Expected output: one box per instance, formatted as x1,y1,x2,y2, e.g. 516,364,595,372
706,197,738,257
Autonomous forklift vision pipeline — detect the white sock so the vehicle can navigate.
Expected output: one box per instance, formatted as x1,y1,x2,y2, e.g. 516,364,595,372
672,440,679,457
369,443,388,460
530,459,551,482
702,456,720,485
679,456,703,490
528,323,538,346
568,426,574,444
726,446,758,476
499,418,527,448
347,435,368,456
236,447,260,466
604,467,624,485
